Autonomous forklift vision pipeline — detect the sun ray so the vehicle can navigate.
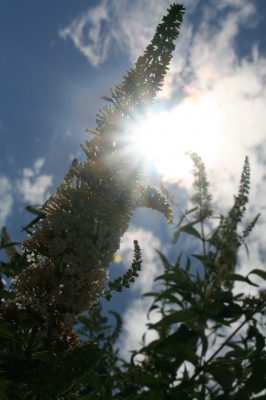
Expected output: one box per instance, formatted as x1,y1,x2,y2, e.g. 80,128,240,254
132,93,223,181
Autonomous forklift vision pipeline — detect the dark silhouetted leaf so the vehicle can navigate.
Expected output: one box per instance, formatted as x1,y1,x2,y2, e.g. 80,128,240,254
153,309,196,328
0,322,17,341
249,269,266,281
211,291,233,303
0,290,16,300
207,366,235,390
223,273,258,287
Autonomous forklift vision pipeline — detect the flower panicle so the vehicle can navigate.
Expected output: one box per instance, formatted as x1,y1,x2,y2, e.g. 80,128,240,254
1,4,184,355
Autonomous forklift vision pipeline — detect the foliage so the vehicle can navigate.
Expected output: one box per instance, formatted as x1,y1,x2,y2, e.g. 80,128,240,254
0,3,185,399
71,154,264,400
0,3,264,399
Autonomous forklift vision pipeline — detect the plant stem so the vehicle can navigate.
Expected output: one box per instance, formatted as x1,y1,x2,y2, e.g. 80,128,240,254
189,305,262,385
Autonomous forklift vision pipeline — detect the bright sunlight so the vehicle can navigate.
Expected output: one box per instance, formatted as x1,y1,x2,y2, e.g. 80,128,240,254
133,94,223,181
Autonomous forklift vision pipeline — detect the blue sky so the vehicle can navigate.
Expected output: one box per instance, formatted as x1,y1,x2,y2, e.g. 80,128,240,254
1,0,266,358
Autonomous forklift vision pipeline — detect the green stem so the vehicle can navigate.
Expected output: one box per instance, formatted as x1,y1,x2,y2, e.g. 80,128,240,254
204,317,247,366
200,220,206,257
207,350,265,368
189,305,262,384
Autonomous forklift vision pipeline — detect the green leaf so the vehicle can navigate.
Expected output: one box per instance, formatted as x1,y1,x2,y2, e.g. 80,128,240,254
84,370,103,393
137,391,162,400
154,269,188,284
172,229,180,244
134,374,163,389
247,324,259,339
0,376,8,390
216,303,243,319
223,273,258,287
32,351,51,363
179,224,202,239
250,397,266,400
191,254,214,269
255,332,265,353
155,324,195,352
153,309,196,328
21,215,45,233
80,395,98,400
185,255,191,272
0,290,16,300
241,359,266,394
156,250,173,270
248,269,266,281
225,343,246,358
211,291,233,303
0,322,17,341
201,333,208,358
26,205,46,216
172,223,202,244
0,358,44,383
143,292,160,298
0,388,8,400
173,208,198,230
207,366,235,390
148,304,159,314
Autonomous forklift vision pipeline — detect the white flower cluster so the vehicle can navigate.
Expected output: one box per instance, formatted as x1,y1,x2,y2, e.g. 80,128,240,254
0,2,180,358
4,163,142,347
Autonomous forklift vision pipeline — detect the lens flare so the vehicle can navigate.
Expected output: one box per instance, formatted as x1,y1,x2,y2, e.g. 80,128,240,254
133,94,223,181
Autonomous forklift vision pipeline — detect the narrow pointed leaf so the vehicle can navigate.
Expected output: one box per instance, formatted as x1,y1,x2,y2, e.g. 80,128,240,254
0,323,17,341
26,205,46,216
0,290,16,300
0,388,8,400
179,224,201,239
248,269,266,281
223,273,259,287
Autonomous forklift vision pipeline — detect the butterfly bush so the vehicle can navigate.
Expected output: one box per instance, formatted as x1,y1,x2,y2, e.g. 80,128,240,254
1,4,184,354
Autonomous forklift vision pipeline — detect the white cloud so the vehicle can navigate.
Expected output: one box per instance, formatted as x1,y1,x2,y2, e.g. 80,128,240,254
59,0,110,67
117,225,169,359
34,158,45,173
165,1,266,284
16,159,53,205
58,0,266,213
60,0,266,357
134,1,265,226
114,0,266,359
119,225,168,293
59,0,189,67
0,176,13,227
159,0,264,176
118,297,160,361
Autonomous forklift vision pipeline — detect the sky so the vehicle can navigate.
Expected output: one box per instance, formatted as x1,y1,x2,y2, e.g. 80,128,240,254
1,0,266,360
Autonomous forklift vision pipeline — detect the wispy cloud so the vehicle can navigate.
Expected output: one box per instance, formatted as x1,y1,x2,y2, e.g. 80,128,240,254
0,176,13,227
16,158,53,205
59,0,265,203
158,1,266,264
60,0,266,344
59,0,110,67
134,1,266,214
58,0,187,67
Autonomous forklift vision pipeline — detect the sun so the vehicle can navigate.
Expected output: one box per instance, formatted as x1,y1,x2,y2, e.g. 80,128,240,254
132,94,223,181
